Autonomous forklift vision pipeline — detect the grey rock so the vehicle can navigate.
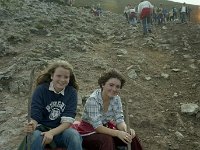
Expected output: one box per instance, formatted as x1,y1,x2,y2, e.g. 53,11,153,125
175,131,184,141
181,103,199,115
127,69,137,79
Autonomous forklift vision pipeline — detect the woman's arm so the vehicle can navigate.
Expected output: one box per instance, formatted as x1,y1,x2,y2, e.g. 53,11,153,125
48,122,71,136
95,125,131,144
95,125,119,137
117,121,127,132
31,85,45,123
41,122,71,145
117,122,136,139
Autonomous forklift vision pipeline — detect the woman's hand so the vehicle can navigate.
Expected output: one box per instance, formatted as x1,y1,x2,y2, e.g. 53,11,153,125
117,130,132,144
129,128,136,139
24,121,37,133
41,131,54,145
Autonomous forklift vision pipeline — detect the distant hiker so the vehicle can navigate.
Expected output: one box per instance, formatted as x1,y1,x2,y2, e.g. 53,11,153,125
186,6,192,21
129,8,137,26
163,7,168,23
90,4,97,15
18,61,82,150
124,4,131,22
66,0,74,6
152,7,157,23
91,3,102,16
138,0,154,35
169,8,174,21
172,6,178,20
156,3,164,25
72,69,143,150
180,2,187,23
96,3,102,16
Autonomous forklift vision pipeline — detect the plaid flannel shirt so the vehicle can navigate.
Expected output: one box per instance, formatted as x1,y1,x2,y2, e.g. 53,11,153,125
82,89,124,129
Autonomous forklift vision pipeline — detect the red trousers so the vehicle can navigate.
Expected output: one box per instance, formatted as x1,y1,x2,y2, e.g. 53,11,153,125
82,133,143,150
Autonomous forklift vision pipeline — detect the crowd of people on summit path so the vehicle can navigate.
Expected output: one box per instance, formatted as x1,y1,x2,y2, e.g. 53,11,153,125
124,0,192,36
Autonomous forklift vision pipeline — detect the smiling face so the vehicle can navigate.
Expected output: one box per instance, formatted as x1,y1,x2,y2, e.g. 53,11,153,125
102,78,121,98
51,67,70,92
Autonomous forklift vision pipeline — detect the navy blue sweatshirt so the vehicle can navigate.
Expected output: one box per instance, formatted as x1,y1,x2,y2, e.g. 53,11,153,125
31,83,77,128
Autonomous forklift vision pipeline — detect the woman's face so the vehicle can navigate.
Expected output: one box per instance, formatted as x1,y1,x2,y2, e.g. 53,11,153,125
102,78,121,98
51,67,70,92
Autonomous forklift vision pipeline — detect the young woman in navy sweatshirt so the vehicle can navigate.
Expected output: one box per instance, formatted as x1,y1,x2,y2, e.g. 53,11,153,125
24,61,82,150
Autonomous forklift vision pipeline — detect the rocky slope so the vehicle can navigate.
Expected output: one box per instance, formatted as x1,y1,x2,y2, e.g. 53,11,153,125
0,0,200,150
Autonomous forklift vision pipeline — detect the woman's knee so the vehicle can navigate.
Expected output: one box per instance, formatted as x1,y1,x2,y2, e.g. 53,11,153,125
62,128,82,142
94,134,114,149
32,130,43,142
99,134,113,143
83,134,114,150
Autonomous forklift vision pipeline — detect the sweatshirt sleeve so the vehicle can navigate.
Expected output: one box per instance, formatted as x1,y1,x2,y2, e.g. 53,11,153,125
31,85,45,123
61,87,77,124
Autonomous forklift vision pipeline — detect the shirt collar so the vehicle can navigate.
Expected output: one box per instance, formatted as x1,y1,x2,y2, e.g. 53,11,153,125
49,81,65,96
96,89,115,105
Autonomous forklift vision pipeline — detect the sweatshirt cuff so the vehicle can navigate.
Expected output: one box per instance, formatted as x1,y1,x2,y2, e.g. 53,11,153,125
61,116,75,124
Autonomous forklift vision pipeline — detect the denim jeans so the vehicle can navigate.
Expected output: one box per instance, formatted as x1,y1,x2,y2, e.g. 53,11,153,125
31,128,83,150
142,15,151,34
129,17,137,26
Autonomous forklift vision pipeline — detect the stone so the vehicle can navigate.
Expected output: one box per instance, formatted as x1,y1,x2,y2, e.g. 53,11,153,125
127,69,137,79
175,131,184,141
181,103,199,115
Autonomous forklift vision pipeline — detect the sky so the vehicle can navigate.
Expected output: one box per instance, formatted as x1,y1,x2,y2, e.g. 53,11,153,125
168,0,200,5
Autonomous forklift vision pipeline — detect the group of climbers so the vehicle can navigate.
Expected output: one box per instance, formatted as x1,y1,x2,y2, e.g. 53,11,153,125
90,3,102,17
124,0,192,36
124,4,138,26
123,0,153,35
152,2,192,24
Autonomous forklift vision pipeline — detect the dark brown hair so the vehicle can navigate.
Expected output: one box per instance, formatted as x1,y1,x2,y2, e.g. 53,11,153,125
98,69,126,89
35,61,79,90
